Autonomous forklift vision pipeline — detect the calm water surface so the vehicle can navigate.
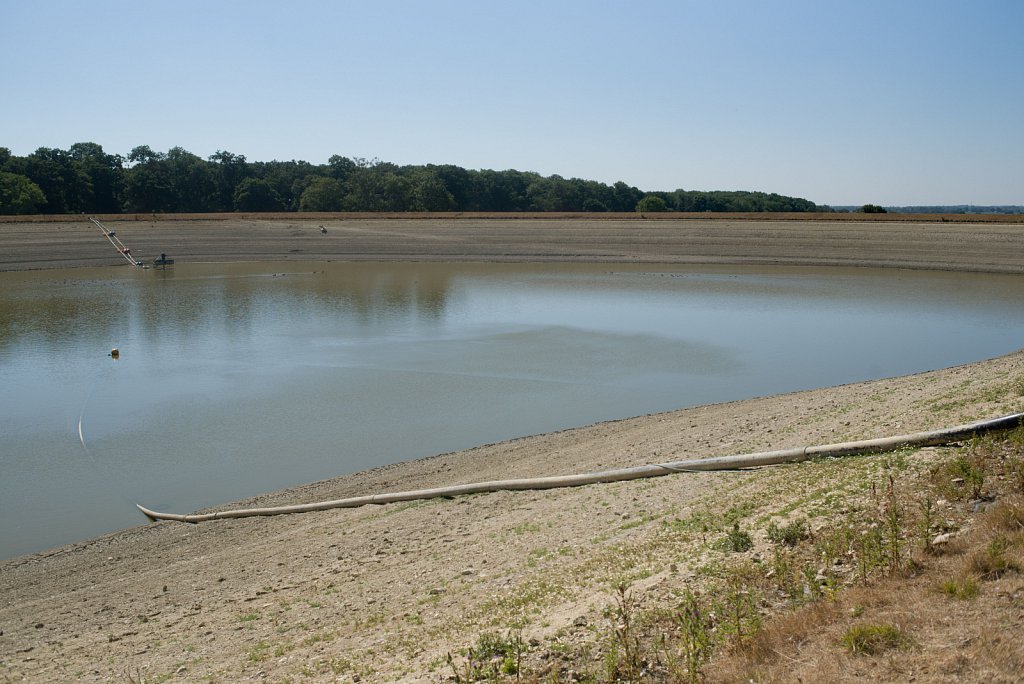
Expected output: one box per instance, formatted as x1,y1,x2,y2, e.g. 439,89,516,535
2,262,1024,559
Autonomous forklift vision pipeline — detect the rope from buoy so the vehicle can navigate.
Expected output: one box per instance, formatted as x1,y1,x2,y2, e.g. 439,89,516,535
137,411,1024,524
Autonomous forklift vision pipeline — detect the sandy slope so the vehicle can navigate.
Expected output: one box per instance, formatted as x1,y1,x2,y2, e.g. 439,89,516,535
1,217,1023,683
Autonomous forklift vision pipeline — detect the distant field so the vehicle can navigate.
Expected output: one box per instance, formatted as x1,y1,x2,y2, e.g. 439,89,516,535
3,211,1024,223
2,214,1024,273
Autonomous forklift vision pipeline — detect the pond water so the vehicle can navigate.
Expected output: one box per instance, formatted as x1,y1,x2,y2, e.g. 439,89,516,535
2,262,1024,559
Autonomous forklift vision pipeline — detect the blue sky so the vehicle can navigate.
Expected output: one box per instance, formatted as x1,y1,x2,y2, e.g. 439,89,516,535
3,0,1022,206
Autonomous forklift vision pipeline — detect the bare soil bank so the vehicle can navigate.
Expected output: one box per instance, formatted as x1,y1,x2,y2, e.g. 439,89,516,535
2,215,1024,273
2,217,1023,682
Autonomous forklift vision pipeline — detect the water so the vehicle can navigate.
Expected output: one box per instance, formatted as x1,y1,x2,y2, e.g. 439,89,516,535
2,261,1023,559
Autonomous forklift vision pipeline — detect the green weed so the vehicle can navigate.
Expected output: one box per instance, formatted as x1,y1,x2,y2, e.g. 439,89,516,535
447,630,525,682
669,589,716,684
716,523,754,553
970,535,1020,579
939,576,980,600
766,518,809,546
841,623,911,656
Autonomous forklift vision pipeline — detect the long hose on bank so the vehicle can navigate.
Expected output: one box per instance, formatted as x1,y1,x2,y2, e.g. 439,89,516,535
137,411,1024,524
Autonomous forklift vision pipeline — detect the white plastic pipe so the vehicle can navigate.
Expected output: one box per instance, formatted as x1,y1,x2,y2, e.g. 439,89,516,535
137,412,1024,524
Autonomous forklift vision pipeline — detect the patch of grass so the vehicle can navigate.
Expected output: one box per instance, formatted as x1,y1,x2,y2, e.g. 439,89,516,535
766,518,809,546
969,535,1021,579
841,622,911,656
476,579,565,623
526,547,551,567
987,497,1024,532
723,500,758,526
665,511,718,542
720,569,763,643
246,641,270,663
938,576,980,600
447,630,525,682
934,451,985,501
619,512,658,530
301,630,336,646
669,588,716,684
715,523,753,553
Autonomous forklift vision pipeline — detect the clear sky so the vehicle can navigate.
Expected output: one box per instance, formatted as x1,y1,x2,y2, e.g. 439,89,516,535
3,0,1022,206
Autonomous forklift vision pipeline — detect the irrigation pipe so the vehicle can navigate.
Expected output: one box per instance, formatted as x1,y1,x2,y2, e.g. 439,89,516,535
91,217,142,267
137,412,1024,524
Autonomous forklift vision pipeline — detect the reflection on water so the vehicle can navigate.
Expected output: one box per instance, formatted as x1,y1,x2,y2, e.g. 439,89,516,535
3,261,1024,559
0,263,452,355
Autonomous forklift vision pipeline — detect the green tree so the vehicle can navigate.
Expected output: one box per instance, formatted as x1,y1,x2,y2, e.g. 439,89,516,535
636,194,669,212
122,147,173,212
69,142,124,213
467,169,534,211
122,162,175,212
340,161,417,211
328,155,357,181
861,204,888,213
0,171,47,214
233,178,285,211
298,177,346,211
8,147,92,213
527,175,583,212
127,145,163,165
167,147,218,211
209,150,249,211
376,172,414,211
254,159,317,211
610,181,643,212
408,169,456,211
431,164,472,209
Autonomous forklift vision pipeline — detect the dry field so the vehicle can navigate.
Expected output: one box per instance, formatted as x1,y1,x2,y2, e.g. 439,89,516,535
1,213,1024,273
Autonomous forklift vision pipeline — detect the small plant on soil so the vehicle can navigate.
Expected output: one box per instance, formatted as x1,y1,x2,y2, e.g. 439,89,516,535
935,453,985,500
447,630,525,682
670,589,716,684
939,575,980,600
987,497,1024,532
766,518,809,546
841,622,911,655
604,583,644,682
716,522,754,553
969,535,1021,580
918,496,937,553
721,571,762,643
882,475,905,573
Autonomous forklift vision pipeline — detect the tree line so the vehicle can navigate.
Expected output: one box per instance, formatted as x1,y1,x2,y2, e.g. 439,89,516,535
0,143,821,215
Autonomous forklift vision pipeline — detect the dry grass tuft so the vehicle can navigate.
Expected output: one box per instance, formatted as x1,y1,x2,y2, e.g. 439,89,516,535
841,622,912,656
984,495,1024,533
967,535,1021,580
937,574,980,600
